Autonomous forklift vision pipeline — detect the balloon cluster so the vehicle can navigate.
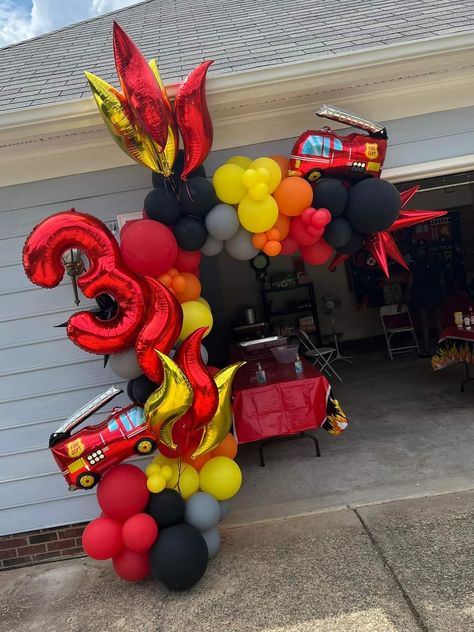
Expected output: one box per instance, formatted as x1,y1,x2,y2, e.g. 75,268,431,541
82,437,241,589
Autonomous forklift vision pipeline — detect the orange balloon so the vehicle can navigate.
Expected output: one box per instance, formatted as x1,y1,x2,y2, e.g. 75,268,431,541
158,273,172,287
172,274,186,293
263,240,282,257
175,272,201,303
252,233,267,250
168,267,179,277
273,177,313,216
273,213,290,240
265,228,281,241
211,433,238,460
270,155,290,179
183,449,212,471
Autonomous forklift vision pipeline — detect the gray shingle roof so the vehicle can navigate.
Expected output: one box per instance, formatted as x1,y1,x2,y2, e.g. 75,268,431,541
0,0,473,113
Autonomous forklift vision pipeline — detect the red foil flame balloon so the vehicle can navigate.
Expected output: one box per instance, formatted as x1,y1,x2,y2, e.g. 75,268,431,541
113,21,171,150
174,60,214,180
22,210,147,354
135,278,183,384
174,327,218,431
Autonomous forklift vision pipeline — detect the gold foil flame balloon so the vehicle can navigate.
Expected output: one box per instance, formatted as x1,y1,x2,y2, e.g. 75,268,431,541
149,59,178,176
144,351,193,448
192,362,245,458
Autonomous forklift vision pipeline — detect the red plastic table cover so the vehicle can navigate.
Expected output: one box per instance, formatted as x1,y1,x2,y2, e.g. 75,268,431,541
232,355,348,444
432,326,474,370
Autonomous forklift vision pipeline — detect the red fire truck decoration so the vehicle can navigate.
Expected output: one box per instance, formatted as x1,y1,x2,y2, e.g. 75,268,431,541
49,386,157,490
288,104,388,182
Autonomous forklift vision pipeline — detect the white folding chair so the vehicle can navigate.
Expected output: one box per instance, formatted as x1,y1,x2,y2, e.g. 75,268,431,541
379,304,420,360
297,330,342,382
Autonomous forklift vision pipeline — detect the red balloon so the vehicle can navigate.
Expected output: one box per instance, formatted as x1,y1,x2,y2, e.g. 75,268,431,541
280,236,299,255
290,215,320,246
313,208,332,227
97,464,149,521
174,61,213,180
207,365,220,376
328,252,350,271
175,248,202,273
112,548,150,582
122,513,158,552
82,517,123,560
158,412,202,458
113,21,171,150
120,219,177,277
175,327,218,431
135,278,183,383
300,240,334,265
22,210,148,355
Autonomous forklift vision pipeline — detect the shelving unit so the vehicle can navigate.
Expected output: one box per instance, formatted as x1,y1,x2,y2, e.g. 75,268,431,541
261,282,322,345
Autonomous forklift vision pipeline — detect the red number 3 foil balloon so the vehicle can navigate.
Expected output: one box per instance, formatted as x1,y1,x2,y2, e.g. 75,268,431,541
22,210,148,355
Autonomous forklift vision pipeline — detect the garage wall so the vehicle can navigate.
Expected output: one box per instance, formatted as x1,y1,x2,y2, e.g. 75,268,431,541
1,104,474,536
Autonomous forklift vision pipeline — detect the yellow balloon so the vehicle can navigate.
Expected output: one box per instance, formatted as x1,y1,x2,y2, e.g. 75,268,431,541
160,465,173,481
256,167,270,184
213,164,247,204
238,194,279,233
145,463,161,477
153,453,178,467
249,183,269,201
169,463,200,500
250,157,282,193
199,457,242,500
242,169,259,189
179,301,213,341
196,296,211,310
147,474,166,494
227,155,252,170
193,362,245,457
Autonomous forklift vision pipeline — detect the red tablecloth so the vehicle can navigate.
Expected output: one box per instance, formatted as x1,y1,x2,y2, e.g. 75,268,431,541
432,327,474,370
232,355,348,444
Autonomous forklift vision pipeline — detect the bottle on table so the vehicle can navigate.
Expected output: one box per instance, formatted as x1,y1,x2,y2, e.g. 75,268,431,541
294,354,303,375
463,314,472,331
256,362,267,384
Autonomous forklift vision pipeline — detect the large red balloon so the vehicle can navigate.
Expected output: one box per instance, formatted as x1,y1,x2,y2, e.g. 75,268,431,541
82,516,123,560
122,513,158,552
22,210,148,355
112,548,150,582
280,236,299,255
174,61,213,180
120,219,177,277
300,240,334,265
97,464,149,521
175,248,202,272
290,215,321,246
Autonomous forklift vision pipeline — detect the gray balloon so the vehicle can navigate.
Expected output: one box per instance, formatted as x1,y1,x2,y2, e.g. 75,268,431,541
206,204,240,240
108,348,142,380
218,500,231,521
225,228,258,261
201,235,224,256
202,527,220,559
185,492,220,531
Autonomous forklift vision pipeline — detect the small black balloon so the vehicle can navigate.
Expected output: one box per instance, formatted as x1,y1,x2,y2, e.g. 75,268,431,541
144,188,181,226
345,178,401,233
126,379,136,402
312,178,348,217
152,149,206,190
147,489,185,528
336,231,365,255
173,216,208,251
324,217,353,248
179,177,217,217
149,523,208,590
131,374,158,405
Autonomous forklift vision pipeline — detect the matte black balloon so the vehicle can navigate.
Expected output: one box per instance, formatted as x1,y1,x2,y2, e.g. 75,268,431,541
345,178,401,233
323,217,353,248
147,489,185,528
173,216,208,251
311,178,348,217
179,177,217,217
152,149,206,190
336,231,365,254
149,523,208,590
144,188,181,226
126,379,136,402
131,374,158,405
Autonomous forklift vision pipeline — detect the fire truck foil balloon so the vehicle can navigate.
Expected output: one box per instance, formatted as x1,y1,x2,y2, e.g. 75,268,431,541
288,104,388,183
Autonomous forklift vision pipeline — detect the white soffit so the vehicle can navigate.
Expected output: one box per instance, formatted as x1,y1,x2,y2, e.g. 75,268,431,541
0,33,474,186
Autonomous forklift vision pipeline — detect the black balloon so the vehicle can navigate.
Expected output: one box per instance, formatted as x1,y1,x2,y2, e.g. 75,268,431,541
173,216,208,251
147,489,185,528
324,217,353,248
345,178,401,233
336,231,365,254
179,177,217,217
152,149,206,190
311,178,348,217
130,375,158,405
149,523,208,590
126,379,135,402
144,188,181,226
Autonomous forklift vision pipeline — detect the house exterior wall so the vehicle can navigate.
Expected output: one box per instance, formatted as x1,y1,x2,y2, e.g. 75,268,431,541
1,105,473,537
